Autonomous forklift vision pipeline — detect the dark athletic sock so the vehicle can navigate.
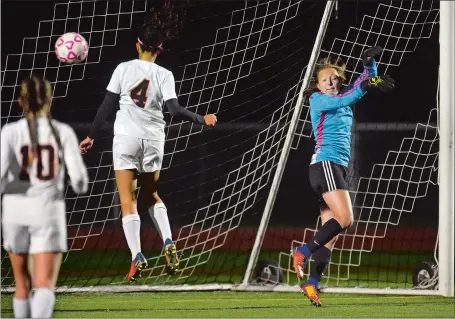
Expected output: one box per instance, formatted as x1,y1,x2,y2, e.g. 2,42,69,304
306,218,343,253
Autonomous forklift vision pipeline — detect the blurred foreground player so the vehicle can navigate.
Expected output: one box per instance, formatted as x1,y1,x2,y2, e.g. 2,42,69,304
1,75,89,318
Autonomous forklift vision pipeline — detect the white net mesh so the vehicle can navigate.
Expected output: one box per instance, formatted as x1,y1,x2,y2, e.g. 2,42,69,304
1,0,327,288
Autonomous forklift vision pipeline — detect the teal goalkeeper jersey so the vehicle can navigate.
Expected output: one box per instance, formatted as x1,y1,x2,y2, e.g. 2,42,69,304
309,61,377,167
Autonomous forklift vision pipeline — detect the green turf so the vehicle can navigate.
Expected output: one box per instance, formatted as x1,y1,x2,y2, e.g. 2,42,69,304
1,292,453,318
1,249,434,289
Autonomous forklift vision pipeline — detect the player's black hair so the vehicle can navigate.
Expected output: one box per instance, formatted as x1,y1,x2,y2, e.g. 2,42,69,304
137,0,187,54
137,24,165,54
303,56,347,102
20,75,62,167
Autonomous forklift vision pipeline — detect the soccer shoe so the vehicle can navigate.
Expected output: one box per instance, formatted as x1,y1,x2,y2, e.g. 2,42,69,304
292,247,309,279
300,283,322,307
164,243,180,275
128,252,148,282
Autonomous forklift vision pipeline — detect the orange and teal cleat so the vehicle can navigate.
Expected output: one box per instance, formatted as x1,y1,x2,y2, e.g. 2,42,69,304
128,252,148,282
300,283,322,307
292,247,309,279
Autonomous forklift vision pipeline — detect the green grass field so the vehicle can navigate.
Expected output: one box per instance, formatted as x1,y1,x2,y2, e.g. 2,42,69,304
1,249,435,289
1,292,453,318
3,249,446,318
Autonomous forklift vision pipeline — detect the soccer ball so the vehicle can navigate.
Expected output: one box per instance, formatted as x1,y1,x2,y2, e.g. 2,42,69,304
55,32,88,64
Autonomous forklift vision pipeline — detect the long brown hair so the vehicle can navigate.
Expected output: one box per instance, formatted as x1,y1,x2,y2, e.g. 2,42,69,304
20,75,62,166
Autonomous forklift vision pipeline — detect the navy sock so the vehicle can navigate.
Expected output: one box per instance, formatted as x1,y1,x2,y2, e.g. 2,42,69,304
310,246,332,283
306,219,343,253
299,245,312,260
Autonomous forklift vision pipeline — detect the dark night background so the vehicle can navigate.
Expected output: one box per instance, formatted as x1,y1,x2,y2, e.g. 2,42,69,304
1,0,441,284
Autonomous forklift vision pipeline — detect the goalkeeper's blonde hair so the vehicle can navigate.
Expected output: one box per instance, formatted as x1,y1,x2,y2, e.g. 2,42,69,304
303,56,347,101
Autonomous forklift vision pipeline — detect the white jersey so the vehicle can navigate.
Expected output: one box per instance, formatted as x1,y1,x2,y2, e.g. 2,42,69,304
1,117,89,225
107,59,177,141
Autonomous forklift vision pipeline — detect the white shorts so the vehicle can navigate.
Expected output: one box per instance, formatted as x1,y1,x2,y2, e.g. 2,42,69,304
2,195,68,254
113,135,164,173
2,221,67,255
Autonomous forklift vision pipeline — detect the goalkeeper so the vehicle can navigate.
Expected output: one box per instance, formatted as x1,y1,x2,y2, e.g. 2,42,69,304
293,46,394,307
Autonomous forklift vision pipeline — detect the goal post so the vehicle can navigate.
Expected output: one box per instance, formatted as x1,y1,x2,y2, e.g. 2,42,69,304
438,0,454,298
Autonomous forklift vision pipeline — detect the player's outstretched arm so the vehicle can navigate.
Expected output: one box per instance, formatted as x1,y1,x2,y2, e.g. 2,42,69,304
65,125,89,194
162,72,217,127
165,98,217,127
344,46,382,93
80,91,119,154
346,46,381,90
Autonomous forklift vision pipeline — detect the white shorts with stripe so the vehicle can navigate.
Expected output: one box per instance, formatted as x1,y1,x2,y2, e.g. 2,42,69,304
308,160,348,210
113,134,164,173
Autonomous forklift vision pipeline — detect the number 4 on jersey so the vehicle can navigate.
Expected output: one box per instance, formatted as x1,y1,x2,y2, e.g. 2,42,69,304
130,79,150,108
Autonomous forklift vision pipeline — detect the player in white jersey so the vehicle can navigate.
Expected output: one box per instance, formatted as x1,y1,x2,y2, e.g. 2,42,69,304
79,4,217,282
1,75,89,318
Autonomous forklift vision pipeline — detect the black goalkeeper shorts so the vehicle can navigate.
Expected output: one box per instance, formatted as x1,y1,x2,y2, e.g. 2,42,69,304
309,160,349,211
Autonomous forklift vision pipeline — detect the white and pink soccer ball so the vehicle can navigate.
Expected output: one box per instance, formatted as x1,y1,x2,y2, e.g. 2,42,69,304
55,32,88,64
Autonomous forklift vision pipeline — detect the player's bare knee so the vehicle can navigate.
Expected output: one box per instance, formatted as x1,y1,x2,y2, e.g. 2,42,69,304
152,192,161,204
33,276,53,289
331,209,350,228
344,213,354,228
341,217,353,229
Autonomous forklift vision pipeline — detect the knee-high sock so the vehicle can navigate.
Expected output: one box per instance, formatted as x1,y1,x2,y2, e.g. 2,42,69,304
31,288,55,318
149,203,173,246
122,213,141,260
305,219,343,254
300,218,343,260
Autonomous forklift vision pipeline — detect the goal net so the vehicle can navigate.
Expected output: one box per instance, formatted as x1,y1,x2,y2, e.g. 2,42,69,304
1,0,327,291
0,0,450,295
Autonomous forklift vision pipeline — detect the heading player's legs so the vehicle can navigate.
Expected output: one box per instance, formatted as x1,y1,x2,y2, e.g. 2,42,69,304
138,171,180,275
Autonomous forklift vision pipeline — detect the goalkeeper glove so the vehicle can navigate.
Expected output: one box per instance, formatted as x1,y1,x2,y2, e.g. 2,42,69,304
362,46,382,65
360,75,395,93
